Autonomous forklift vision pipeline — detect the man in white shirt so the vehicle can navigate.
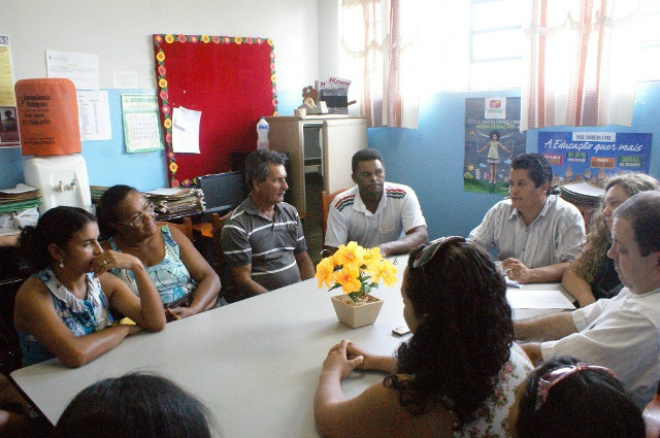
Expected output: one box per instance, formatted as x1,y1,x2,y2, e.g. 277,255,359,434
514,191,660,409
324,148,427,257
468,153,585,283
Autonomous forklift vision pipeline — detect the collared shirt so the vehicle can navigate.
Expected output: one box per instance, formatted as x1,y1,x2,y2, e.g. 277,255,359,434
324,182,426,249
221,195,307,292
467,195,585,268
541,287,660,409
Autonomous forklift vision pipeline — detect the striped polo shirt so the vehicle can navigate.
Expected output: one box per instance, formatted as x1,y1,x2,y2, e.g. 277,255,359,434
221,195,307,292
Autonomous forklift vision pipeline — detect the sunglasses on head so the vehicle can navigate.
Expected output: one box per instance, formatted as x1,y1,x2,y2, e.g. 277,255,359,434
535,362,617,411
409,236,466,270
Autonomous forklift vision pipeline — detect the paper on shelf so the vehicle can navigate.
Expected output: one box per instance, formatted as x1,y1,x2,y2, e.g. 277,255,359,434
506,288,575,309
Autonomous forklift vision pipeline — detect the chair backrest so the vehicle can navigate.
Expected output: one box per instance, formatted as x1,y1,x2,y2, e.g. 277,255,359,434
643,381,660,438
158,217,193,242
321,188,346,241
211,210,236,301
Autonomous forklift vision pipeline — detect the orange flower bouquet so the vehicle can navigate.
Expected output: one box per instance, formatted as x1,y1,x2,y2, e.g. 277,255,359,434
315,242,398,303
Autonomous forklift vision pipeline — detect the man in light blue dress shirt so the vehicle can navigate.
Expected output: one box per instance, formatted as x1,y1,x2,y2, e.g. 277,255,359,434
468,153,585,284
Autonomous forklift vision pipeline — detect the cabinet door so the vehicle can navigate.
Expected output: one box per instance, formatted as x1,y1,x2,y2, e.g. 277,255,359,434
323,118,367,193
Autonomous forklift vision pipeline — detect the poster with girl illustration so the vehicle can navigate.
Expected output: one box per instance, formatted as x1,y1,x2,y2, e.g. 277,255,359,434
464,97,526,194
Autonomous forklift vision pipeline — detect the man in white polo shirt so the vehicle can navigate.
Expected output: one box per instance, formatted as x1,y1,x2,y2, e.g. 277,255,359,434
514,191,660,409
323,148,428,257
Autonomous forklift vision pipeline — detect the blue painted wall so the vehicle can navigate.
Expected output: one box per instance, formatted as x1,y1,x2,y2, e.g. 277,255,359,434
370,81,660,240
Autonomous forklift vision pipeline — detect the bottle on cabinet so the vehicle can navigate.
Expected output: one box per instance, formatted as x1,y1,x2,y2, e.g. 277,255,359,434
257,116,269,150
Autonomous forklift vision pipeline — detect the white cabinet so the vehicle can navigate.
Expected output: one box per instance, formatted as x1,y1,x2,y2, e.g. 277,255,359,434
266,115,367,213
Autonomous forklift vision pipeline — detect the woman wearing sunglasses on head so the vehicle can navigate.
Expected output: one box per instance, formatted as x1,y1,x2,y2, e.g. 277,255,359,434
512,356,644,438
97,185,220,320
315,237,533,438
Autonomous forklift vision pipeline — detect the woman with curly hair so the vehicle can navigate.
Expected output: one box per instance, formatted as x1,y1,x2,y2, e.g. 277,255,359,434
314,237,533,438
562,173,660,307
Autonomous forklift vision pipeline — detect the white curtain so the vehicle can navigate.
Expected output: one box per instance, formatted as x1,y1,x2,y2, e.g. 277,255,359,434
340,0,420,128
521,0,644,131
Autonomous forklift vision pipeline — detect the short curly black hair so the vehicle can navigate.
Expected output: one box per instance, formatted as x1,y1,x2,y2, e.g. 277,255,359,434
384,238,512,429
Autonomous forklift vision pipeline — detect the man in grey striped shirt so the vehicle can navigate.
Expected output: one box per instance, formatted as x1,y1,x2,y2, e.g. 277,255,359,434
514,191,660,409
221,150,315,299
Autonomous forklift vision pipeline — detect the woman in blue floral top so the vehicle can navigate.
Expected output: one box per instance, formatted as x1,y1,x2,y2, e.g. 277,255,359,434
14,207,165,367
315,237,533,438
97,185,220,320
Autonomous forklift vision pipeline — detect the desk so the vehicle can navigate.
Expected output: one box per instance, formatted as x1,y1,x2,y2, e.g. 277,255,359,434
10,262,573,437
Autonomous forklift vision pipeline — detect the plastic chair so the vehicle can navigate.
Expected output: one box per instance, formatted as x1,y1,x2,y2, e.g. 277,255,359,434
321,188,347,241
643,381,660,438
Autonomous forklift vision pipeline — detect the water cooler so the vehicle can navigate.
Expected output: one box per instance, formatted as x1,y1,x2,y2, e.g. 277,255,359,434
15,78,92,213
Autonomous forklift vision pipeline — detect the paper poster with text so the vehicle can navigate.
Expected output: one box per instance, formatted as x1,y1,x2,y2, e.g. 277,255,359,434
464,97,526,195
538,132,652,187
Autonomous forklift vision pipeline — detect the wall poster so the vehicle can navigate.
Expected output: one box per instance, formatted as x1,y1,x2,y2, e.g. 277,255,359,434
538,132,652,187
0,35,19,147
464,97,526,195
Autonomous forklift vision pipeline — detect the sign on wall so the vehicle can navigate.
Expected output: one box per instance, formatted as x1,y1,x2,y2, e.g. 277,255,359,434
464,97,526,194
538,131,653,186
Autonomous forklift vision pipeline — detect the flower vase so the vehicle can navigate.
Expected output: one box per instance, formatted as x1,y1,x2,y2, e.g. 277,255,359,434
331,294,384,329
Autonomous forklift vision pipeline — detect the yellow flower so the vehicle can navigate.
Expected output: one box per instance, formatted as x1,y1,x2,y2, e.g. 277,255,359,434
316,241,397,302
164,34,174,44
333,242,364,269
201,35,210,43
335,264,362,293
159,78,168,88
371,260,398,287
169,162,178,173
156,51,165,62
362,247,382,272
163,118,172,128
315,257,336,289
235,36,243,44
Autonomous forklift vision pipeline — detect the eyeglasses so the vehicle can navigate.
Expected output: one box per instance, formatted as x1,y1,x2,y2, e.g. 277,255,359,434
409,236,466,270
119,202,156,228
535,363,617,411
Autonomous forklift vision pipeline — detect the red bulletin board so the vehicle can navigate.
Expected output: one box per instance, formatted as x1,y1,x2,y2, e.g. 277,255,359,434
153,34,277,187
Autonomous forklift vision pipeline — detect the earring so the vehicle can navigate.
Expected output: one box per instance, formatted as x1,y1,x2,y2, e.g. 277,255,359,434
59,260,65,268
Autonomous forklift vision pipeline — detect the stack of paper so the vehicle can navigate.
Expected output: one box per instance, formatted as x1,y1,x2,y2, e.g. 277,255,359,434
0,184,42,214
0,184,42,235
560,181,604,210
144,188,204,220
90,185,109,206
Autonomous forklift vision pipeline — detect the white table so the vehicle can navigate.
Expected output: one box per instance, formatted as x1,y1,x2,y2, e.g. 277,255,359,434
10,262,573,438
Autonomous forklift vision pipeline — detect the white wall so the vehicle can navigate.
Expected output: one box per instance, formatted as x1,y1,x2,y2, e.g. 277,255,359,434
0,0,330,190
2,0,320,91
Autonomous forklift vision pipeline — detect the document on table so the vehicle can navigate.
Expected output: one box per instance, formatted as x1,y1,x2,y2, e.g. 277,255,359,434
507,288,575,309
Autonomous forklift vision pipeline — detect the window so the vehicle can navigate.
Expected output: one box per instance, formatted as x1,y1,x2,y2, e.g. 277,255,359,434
638,0,660,81
417,0,659,92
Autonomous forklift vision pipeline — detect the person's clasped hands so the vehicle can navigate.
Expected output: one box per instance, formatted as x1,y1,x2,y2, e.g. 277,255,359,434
322,340,365,379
